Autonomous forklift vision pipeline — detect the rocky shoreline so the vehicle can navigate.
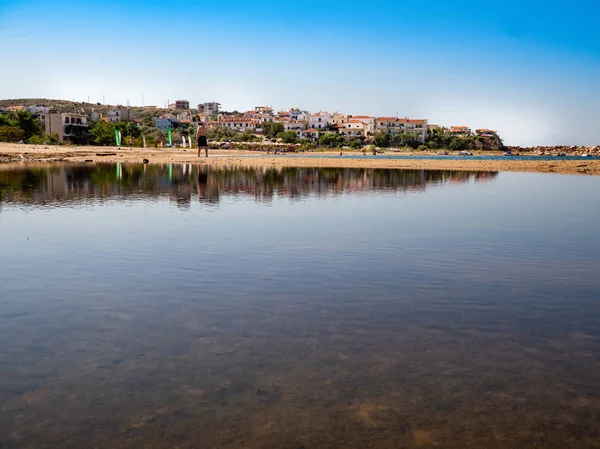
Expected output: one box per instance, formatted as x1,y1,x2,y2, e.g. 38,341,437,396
507,145,600,156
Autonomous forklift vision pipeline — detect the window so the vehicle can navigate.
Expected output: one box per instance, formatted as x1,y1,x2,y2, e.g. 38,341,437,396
65,117,70,124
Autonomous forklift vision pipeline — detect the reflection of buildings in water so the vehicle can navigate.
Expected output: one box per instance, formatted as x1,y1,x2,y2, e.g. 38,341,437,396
0,164,499,207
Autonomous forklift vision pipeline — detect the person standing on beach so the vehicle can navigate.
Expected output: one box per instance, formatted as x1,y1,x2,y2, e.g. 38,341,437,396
196,122,208,157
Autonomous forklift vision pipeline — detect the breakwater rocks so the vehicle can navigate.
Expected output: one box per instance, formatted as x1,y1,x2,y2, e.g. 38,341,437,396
508,146,600,156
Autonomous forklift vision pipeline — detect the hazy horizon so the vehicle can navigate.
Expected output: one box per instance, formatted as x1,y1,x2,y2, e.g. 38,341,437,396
1,0,599,146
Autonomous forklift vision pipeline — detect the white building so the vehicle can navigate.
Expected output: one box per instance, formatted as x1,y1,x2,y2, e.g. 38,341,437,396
348,116,375,135
220,117,255,132
339,120,368,138
375,117,403,133
329,113,348,126
177,112,193,122
284,121,308,137
107,108,133,123
402,118,428,141
29,105,50,114
309,112,330,130
290,109,309,122
300,128,321,140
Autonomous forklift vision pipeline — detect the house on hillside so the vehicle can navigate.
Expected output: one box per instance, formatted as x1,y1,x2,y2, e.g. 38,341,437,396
375,117,404,134
220,116,255,132
300,128,321,140
175,100,190,110
348,116,375,134
29,106,50,114
290,109,309,121
447,126,472,137
197,102,221,115
108,108,133,123
476,128,497,137
284,121,308,136
339,120,368,138
309,112,330,130
155,117,175,130
401,118,428,142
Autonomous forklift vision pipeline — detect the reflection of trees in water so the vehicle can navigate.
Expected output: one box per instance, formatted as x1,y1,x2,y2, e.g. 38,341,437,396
0,164,498,207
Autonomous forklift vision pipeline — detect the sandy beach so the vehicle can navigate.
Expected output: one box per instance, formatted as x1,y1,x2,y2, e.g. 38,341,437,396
1,143,599,175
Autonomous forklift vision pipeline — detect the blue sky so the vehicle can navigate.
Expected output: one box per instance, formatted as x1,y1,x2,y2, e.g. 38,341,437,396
1,0,599,146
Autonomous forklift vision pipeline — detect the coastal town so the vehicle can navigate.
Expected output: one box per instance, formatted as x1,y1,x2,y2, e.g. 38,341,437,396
0,98,504,151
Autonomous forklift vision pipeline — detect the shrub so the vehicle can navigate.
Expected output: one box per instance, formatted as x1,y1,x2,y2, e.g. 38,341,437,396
417,145,428,151
299,140,315,151
0,125,25,142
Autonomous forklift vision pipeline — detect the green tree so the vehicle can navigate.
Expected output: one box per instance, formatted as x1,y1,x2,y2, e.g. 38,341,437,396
88,120,117,146
142,114,154,128
262,122,284,139
373,131,390,148
16,111,43,140
449,137,467,151
116,121,141,139
235,129,259,142
0,113,17,127
0,125,24,142
299,140,315,151
208,125,239,141
278,130,298,144
348,138,363,149
318,132,340,147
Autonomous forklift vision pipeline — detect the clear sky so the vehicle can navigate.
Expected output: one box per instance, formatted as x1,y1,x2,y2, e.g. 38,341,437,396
1,0,599,146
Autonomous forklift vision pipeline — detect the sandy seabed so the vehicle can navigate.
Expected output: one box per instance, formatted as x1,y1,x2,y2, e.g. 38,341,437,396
1,143,599,175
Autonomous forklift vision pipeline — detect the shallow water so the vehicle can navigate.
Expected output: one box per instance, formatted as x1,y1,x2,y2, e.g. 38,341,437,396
235,153,600,161
1,164,600,448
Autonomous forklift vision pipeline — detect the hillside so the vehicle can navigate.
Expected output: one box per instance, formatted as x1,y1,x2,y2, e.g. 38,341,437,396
0,98,172,117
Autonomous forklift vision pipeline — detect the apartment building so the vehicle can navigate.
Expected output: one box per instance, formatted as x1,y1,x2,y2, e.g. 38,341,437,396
329,113,348,126
375,117,404,134
348,116,375,134
309,112,330,130
402,119,428,141
107,108,133,123
290,109,309,122
45,113,89,143
220,116,255,132
175,100,190,110
198,102,221,115
339,120,368,138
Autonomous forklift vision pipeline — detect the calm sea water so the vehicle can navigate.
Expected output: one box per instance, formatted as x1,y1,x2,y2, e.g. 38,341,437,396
1,163,600,449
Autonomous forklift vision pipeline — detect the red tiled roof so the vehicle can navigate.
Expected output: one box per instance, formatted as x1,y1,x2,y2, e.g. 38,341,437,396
221,117,253,122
